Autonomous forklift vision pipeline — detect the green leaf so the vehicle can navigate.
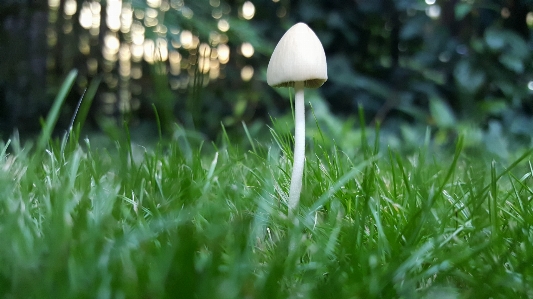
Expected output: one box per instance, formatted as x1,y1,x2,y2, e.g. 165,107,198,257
480,99,508,114
430,97,456,128
455,3,472,21
499,54,524,73
453,60,485,94
485,28,506,51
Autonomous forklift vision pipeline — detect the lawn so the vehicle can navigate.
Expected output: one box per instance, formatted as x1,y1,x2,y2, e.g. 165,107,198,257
1,114,533,298
1,75,533,298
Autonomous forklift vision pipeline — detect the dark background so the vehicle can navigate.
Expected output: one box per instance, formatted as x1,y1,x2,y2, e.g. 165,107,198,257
1,0,533,148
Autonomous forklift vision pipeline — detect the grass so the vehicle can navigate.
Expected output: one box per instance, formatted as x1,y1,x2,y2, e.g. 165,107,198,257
1,83,533,298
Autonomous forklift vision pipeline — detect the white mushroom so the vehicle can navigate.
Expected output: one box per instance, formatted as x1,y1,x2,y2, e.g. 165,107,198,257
267,22,328,211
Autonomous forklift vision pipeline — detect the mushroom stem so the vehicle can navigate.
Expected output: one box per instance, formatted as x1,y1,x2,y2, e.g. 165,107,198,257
288,81,305,211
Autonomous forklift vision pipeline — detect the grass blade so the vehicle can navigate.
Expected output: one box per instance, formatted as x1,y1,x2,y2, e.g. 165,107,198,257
73,75,101,137
36,69,78,152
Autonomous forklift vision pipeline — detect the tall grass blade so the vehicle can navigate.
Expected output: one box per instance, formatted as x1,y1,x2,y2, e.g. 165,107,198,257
490,160,498,236
358,104,368,157
308,156,377,214
0,139,11,159
435,135,464,197
36,69,78,152
60,88,86,155
242,121,256,153
73,75,101,136
152,103,163,142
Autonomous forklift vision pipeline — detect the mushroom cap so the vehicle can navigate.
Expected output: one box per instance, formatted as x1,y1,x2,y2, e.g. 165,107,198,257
267,23,328,88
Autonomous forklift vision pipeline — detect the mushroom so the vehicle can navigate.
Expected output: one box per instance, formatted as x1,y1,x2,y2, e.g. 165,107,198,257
267,22,328,211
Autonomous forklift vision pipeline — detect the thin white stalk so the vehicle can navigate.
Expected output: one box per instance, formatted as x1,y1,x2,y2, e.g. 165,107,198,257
288,81,305,211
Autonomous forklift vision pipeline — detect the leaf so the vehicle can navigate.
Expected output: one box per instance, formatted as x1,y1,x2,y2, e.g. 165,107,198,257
430,97,456,128
480,98,508,115
484,27,529,73
400,15,426,40
485,27,529,62
455,3,472,21
453,60,485,94
499,54,524,73
484,28,506,51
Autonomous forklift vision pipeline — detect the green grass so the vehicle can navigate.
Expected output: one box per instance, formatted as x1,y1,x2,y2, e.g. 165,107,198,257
1,83,533,298
1,124,533,298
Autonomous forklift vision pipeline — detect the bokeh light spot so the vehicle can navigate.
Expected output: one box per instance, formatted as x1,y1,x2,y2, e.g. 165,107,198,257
241,65,254,81
241,42,254,58
242,1,255,20
217,19,230,32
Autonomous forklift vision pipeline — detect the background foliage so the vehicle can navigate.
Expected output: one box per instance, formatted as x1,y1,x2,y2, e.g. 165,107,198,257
1,0,533,148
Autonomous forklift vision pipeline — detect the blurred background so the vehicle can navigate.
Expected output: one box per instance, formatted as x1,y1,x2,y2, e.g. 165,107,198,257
1,0,533,152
